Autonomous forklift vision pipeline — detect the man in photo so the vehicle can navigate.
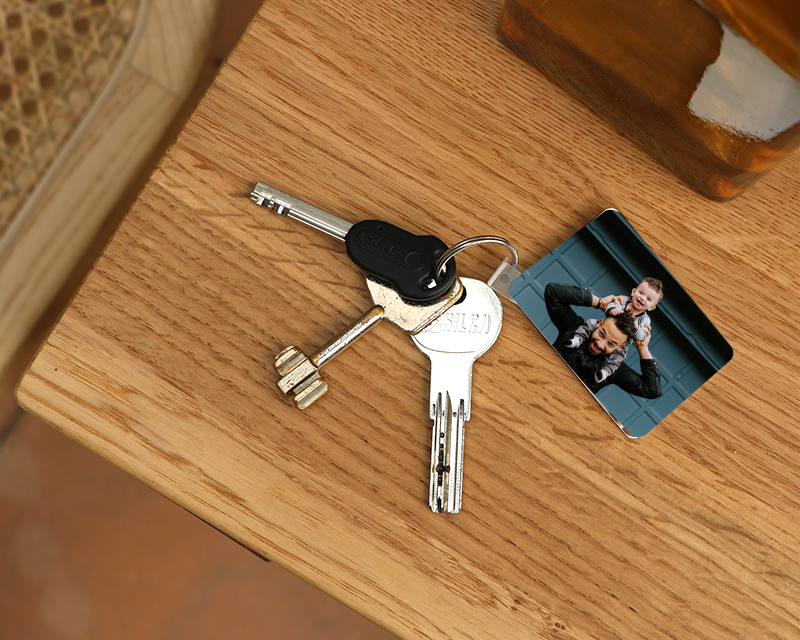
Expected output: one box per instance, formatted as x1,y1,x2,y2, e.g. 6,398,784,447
565,277,663,383
544,282,663,399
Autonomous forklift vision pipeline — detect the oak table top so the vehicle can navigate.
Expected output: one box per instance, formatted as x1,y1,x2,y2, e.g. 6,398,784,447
17,1,800,639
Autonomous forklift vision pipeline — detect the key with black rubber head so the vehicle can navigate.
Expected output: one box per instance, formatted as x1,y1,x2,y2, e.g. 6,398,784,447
251,182,457,302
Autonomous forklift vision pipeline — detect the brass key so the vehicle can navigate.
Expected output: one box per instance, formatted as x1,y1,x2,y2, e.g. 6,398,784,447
276,275,463,409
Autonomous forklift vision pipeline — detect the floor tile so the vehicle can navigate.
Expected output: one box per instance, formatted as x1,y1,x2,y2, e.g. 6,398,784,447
0,414,397,640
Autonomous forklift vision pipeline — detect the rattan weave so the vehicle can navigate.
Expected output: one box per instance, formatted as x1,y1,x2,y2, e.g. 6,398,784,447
0,0,142,230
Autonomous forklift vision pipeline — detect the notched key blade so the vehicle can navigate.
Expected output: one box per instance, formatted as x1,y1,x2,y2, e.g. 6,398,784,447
430,391,450,513
251,182,352,241
429,391,464,514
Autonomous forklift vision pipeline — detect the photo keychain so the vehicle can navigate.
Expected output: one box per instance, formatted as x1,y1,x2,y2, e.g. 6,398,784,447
254,183,732,515
488,208,733,439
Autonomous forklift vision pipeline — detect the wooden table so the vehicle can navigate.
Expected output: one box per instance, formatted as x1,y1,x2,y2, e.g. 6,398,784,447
17,1,800,638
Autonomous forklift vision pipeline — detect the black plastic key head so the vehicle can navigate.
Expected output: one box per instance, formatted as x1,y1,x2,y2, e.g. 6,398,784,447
344,220,456,302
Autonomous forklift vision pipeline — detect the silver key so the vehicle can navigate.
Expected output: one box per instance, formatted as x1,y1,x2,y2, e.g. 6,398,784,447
412,278,503,513
276,275,464,409
251,182,352,240
252,181,462,305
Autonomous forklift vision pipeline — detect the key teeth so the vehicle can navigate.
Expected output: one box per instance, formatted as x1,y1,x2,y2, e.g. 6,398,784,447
428,392,465,514
275,346,306,376
294,377,328,409
274,346,328,409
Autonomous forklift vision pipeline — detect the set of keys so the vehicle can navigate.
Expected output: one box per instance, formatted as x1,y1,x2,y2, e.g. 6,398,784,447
251,183,512,513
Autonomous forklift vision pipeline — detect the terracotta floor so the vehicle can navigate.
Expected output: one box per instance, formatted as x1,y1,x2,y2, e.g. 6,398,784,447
0,2,397,638
0,389,396,640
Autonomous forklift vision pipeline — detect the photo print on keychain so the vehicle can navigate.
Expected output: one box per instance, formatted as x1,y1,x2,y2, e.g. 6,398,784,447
500,208,732,438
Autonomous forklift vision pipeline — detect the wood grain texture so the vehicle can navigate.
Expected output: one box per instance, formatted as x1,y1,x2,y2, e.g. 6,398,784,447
16,0,800,639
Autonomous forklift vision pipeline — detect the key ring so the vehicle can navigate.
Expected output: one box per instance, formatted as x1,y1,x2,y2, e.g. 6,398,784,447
435,235,519,279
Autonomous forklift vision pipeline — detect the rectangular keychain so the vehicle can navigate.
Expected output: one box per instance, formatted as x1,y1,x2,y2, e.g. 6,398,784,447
489,208,733,438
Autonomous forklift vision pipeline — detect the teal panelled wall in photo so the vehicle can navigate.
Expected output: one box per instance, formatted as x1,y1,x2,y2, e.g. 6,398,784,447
509,209,732,438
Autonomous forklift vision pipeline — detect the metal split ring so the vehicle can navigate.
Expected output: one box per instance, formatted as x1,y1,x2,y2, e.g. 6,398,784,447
435,235,519,279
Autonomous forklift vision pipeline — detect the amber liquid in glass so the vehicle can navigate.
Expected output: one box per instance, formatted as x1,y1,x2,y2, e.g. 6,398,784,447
498,0,800,200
